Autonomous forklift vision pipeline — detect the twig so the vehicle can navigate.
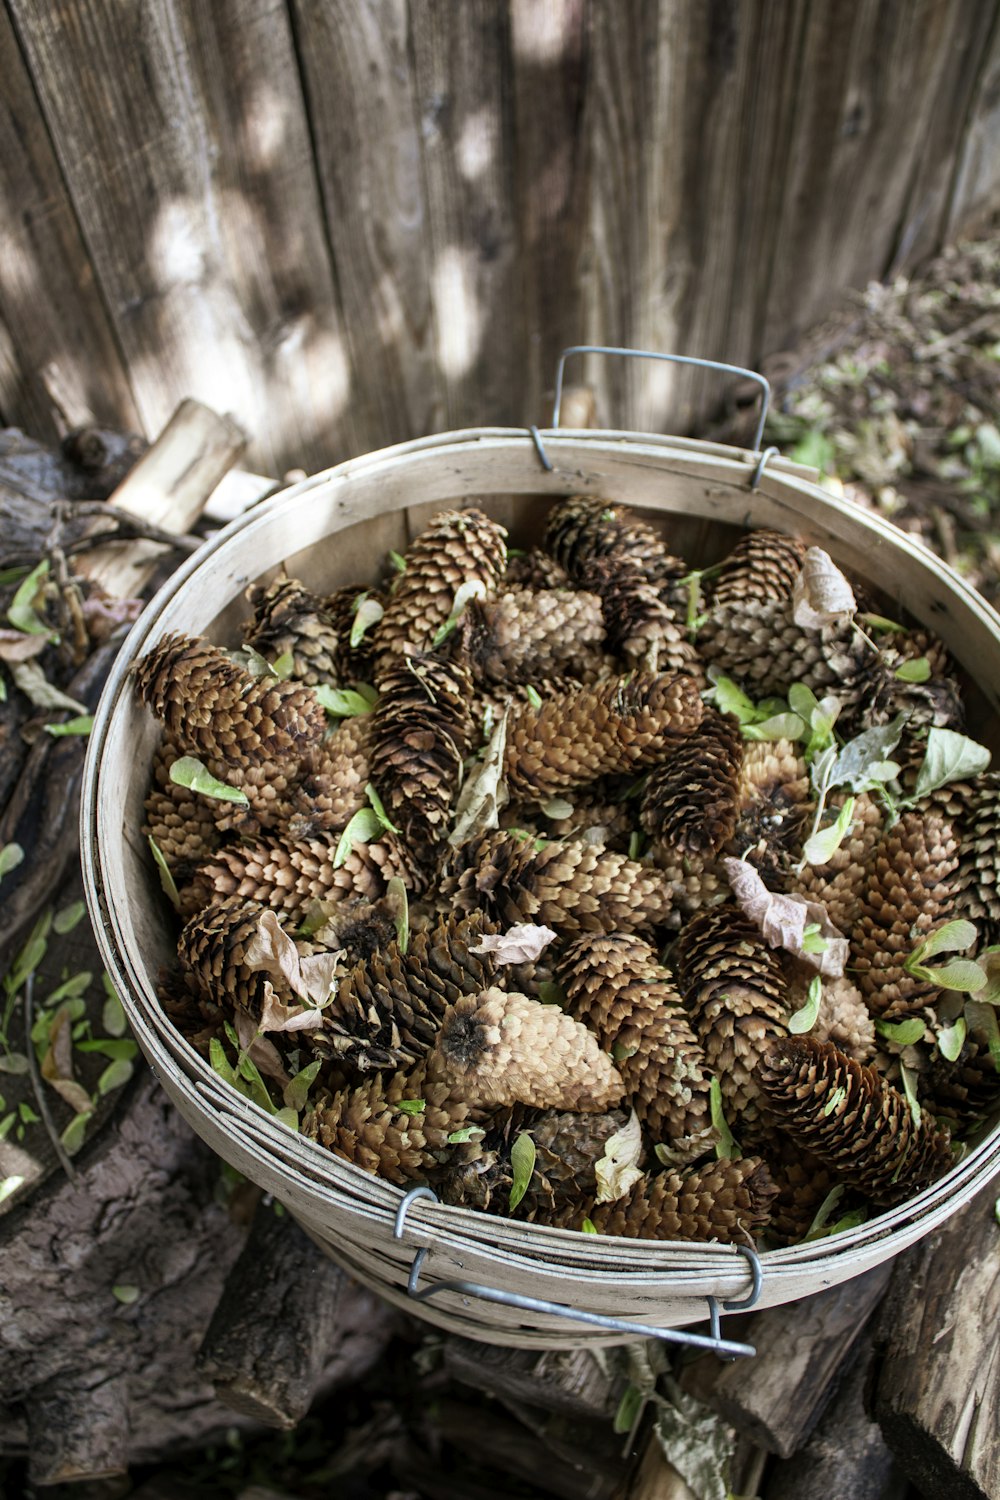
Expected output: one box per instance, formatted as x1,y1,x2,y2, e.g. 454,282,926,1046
23,971,76,1181
914,308,1000,360
55,501,203,556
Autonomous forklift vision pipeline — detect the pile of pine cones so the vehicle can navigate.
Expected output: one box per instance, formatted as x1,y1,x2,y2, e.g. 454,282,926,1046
133,497,1000,1248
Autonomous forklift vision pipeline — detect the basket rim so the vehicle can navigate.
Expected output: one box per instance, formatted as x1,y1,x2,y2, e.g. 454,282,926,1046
81,424,1000,1288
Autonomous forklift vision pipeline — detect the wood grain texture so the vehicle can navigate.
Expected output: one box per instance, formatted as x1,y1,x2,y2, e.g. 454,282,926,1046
6,0,355,475
0,6,139,442
872,1176,1000,1500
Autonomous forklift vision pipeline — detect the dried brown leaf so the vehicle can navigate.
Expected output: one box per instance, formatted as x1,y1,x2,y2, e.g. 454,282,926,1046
723,857,848,976
41,1007,93,1115
470,923,557,964
0,629,49,663
792,547,857,630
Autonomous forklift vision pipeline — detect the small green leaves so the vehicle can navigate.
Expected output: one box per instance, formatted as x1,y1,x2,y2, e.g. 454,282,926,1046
708,676,756,722
862,612,905,634
524,684,543,711
912,728,991,802
447,1125,485,1144
315,685,375,718
333,807,383,868
8,559,55,639
508,1132,536,1211
53,900,87,935
802,796,855,866
0,843,24,882
788,976,822,1035
801,923,829,955
823,1085,847,1117
581,1217,598,1235
705,673,805,742
537,981,566,1006
60,1111,92,1156
102,973,127,1038
365,782,400,834
431,579,487,647
97,1057,134,1095
396,1099,425,1116
938,1017,967,1062
541,796,574,819
894,657,931,683
351,592,384,647
148,835,181,911
169,756,249,806
742,711,807,743
388,550,407,573
910,919,979,964
43,715,94,737
283,1059,322,1113
905,921,986,993
387,876,409,955
614,1384,645,1436
875,1017,927,1046
112,1284,140,1305
710,1078,741,1160
628,831,645,861
802,1185,845,1241
899,1063,921,1129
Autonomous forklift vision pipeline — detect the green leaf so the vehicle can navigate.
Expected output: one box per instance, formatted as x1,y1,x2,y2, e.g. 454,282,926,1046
350,593,384,647
147,835,182,912
801,926,829,955
209,1037,246,1095
0,565,30,586
43,714,94,737
333,807,383,868
431,579,487,647
537,981,566,1006
101,975,127,1037
283,1059,322,1113
388,550,407,573
271,650,295,680
802,796,855,866
581,1217,598,1235
823,1085,847,1117
742,712,806,742
53,900,87,935
0,1114,15,1141
831,715,908,792
628,831,645,861
0,843,24,881
508,1132,536,1211
894,657,931,684
0,1053,30,1075
788,977,822,1035
169,756,249,806
862,612,905,634
112,1284,140,1305
541,797,574,820
314,685,375,718
708,676,757,724
916,959,987,993
18,1101,40,1124
396,1099,425,1116
45,972,92,1006
911,919,979,963
612,1038,639,1061
614,1384,645,1436
446,1125,485,1144
913,728,991,802
5,909,52,996
710,1077,741,1160
8,559,55,638
235,1049,278,1113
0,1175,25,1205
60,1111,92,1156
365,782,400,834
97,1057,134,1095
76,1038,138,1060
787,683,819,720
899,1063,921,1129
385,875,409,956
826,1207,869,1236
524,684,543,711
274,1106,299,1132
802,1185,846,1241
938,1017,967,1063
875,1017,927,1046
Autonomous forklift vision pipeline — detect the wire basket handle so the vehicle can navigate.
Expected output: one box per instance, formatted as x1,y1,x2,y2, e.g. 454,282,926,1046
551,344,771,453
394,1186,760,1358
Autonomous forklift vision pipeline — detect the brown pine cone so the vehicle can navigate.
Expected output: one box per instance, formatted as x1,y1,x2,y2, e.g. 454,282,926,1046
520,792,634,852
855,629,963,734
181,832,385,922
578,554,704,681
757,1036,954,1208
465,587,606,685
373,507,508,675
543,496,688,594
369,652,476,866
323,583,383,685
443,831,676,933
504,671,704,802
953,773,1000,938
852,809,960,1018
304,1059,475,1184
316,911,499,1072
755,1132,841,1246
697,599,872,702
921,1032,1000,1134
709,529,807,606
558,932,712,1158
794,791,883,931
430,987,625,1112
281,715,372,841
132,632,326,768
789,971,876,1063
648,844,727,926
726,738,810,881
177,896,287,1015
671,904,788,1121
640,712,743,856
243,576,365,687
144,735,219,878
504,551,572,590
588,1158,777,1243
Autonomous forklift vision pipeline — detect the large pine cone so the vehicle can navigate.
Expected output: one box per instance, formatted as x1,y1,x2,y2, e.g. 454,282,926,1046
144,735,219,879
793,791,883,932
709,530,807,606
757,1036,954,1208
465,587,606,686
588,1158,777,1243
578,554,703,680
177,896,288,1016
242,576,363,687
641,711,743,856
543,495,687,593
953,773,1000,938
181,832,387,922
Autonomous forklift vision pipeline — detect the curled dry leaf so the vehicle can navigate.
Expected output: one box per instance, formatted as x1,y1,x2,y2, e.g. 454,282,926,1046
723,857,849,976
244,909,342,1008
594,1108,644,1204
448,707,509,847
259,980,326,1034
470,923,558,964
10,661,88,714
81,594,144,643
0,629,49,663
792,547,857,630
41,1006,93,1115
233,1007,291,1085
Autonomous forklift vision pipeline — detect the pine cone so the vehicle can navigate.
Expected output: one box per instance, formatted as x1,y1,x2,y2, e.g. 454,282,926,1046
588,1158,777,1243
921,1032,1000,1133
697,599,873,702
578,555,704,681
430,987,624,1112
465,587,606,685
373,507,507,675
181,832,385,922
316,911,499,1072
504,671,704,802
854,629,963,734
505,551,572,590
177,896,285,1015
757,1036,953,1208
640,712,743,856
794,791,883,931
369,652,476,865
243,576,364,687
726,738,810,881
143,735,219,878
852,810,960,1018
304,1059,475,1184
543,496,688,594
758,1132,841,1246
783,970,876,1062
281,715,372,841
648,844,727,927
443,831,676,933
710,530,807,606
672,904,788,1121
558,932,712,1158
132,632,326,768
953,773,1000,938
519,792,634,852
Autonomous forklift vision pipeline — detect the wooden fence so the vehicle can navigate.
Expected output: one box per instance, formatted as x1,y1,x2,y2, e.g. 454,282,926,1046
1,0,998,476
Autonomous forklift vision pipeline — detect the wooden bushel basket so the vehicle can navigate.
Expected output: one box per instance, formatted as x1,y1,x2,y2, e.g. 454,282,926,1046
81,392,1000,1350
